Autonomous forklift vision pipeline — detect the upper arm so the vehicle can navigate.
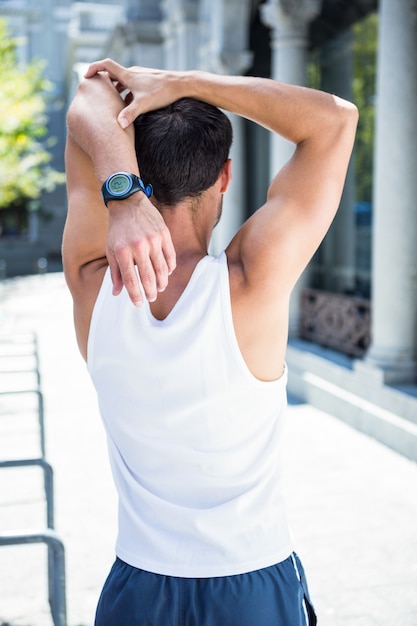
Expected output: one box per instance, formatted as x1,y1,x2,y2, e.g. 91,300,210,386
227,104,358,297
62,134,109,359
62,134,109,292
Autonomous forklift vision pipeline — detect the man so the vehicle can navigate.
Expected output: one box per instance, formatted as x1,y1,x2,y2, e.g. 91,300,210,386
63,58,358,625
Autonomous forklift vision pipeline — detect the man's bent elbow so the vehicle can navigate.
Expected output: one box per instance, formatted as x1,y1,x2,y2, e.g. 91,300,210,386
318,97,359,156
334,97,359,134
66,78,96,133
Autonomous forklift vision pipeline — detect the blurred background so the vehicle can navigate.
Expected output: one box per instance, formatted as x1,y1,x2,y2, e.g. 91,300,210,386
0,1,416,625
1,0,416,456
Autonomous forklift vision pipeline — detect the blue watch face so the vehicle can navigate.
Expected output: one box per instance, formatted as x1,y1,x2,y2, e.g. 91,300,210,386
107,173,132,196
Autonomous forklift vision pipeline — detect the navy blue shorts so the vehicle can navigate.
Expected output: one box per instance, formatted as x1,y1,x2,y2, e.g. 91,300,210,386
94,553,317,626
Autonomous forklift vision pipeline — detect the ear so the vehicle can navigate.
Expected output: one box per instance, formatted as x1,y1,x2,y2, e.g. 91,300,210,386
220,159,232,194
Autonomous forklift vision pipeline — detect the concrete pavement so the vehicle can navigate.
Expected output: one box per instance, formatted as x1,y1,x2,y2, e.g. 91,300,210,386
0,272,416,626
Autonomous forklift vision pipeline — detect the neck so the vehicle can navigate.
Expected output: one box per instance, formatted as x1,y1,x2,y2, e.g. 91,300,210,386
157,197,216,261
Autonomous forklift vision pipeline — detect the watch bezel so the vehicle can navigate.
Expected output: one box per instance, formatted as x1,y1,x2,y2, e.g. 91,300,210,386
105,172,134,197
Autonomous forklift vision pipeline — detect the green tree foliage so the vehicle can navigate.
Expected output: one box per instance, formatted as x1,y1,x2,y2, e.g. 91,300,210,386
352,12,378,203
0,19,64,212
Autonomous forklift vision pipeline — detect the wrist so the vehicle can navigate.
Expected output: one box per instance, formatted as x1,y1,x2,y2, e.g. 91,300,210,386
106,192,152,213
172,69,206,101
182,69,205,99
101,172,153,207
181,70,229,109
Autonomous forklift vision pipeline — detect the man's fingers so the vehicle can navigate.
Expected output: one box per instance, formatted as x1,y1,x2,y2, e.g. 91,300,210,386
118,104,139,129
121,269,146,306
149,251,170,294
84,58,126,81
107,250,123,293
134,252,158,304
108,260,123,297
146,229,176,294
162,234,177,277
111,248,144,306
129,240,173,303
113,246,160,306
107,205,176,305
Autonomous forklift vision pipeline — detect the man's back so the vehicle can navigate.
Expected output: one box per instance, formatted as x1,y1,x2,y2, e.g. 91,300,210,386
88,252,292,577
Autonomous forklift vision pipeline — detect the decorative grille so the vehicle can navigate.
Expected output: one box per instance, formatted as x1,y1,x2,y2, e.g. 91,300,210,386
300,288,371,357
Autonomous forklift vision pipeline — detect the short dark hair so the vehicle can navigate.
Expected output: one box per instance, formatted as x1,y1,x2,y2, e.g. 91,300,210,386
133,97,233,206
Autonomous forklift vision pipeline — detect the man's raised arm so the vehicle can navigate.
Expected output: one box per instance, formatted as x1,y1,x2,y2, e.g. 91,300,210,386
64,71,176,307
82,59,358,296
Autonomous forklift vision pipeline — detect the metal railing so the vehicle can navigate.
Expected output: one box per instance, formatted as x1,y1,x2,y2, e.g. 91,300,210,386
0,332,67,626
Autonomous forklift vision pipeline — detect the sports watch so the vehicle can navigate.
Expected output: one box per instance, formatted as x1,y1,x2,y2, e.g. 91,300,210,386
101,172,153,206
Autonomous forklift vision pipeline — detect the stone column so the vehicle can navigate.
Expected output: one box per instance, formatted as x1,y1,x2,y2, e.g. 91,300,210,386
319,30,356,294
160,0,182,69
204,0,253,253
121,1,164,69
161,0,201,70
179,1,201,70
363,0,417,384
261,0,321,336
197,0,222,73
211,112,247,255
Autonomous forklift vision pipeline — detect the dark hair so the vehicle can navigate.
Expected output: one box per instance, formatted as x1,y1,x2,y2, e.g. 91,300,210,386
133,97,233,206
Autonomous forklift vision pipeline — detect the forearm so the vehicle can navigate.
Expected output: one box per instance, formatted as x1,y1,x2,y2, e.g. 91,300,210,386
65,70,176,305
66,73,139,183
182,71,357,147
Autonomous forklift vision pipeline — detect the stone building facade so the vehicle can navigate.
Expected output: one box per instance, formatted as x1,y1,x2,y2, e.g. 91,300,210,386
1,0,416,457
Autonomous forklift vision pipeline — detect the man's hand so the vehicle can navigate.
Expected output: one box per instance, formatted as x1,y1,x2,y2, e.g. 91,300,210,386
106,196,176,306
84,58,182,129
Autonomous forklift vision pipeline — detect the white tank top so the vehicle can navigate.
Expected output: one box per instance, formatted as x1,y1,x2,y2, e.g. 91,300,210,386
87,251,293,577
